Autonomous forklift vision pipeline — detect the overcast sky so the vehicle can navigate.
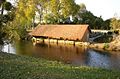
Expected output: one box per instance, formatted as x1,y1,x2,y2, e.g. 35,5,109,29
75,0,120,20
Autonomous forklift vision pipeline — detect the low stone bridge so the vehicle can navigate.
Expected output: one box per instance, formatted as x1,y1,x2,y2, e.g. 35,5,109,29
91,29,112,33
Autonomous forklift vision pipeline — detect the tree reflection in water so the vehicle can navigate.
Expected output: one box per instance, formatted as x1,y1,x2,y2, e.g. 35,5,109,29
1,41,120,70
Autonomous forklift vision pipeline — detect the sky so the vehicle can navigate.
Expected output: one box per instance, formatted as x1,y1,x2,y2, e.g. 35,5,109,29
7,0,120,20
75,0,120,20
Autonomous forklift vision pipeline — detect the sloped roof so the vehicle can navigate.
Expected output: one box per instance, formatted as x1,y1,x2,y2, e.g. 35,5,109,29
30,24,90,40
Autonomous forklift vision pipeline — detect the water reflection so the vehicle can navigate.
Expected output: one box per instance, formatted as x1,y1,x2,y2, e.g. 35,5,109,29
14,41,34,56
87,50,111,69
34,44,88,66
1,41,120,70
33,43,120,70
0,44,15,53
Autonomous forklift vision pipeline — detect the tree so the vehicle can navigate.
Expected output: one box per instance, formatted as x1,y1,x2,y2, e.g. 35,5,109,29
93,16,104,29
73,3,106,29
0,0,6,15
79,3,86,12
110,18,120,30
5,0,38,40
101,19,111,30
0,0,14,44
42,0,79,24
74,10,96,28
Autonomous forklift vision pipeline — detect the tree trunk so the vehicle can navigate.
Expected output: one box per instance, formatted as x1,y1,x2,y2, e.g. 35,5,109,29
1,4,4,15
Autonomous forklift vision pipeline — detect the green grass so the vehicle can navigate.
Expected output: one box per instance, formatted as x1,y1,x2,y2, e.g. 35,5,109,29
0,52,120,79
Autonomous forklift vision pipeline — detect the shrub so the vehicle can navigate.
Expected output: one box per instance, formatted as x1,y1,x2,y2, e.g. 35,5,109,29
103,43,109,50
114,30,119,34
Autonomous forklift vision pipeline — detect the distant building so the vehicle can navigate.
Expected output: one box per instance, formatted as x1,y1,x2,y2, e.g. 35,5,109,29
30,25,91,42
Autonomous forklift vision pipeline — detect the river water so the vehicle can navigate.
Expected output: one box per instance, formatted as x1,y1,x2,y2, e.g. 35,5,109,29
1,41,120,70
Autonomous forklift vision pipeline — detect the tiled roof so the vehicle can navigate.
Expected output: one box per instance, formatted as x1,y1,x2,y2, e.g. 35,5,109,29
30,24,90,41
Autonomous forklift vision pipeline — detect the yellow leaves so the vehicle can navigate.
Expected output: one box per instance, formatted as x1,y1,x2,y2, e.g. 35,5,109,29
15,0,36,26
110,18,120,29
60,0,77,18
43,0,78,20
49,0,60,16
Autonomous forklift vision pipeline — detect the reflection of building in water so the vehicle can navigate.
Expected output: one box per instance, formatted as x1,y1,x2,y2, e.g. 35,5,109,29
33,44,88,66
33,44,120,70
2,41,120,70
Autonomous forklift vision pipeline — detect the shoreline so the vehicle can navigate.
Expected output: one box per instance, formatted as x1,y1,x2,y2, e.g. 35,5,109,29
88,42,120,52
1,52,120,79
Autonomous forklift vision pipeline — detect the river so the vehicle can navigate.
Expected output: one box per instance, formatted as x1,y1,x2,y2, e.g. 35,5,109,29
1,41,120,70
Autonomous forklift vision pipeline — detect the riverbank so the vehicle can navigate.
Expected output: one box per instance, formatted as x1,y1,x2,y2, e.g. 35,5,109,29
89,43,120,52
89,35,120,51
1,52,120,79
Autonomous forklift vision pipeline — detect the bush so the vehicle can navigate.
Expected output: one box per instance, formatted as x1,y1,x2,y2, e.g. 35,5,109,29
103,43,109,50
108,31,113,35
114,30,119,34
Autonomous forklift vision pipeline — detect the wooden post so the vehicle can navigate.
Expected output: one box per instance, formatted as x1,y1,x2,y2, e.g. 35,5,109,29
36,38,38,44
48,38,50,48
48,37,50,44
56,39,58,45
43,38,44,43
73,41,75,46
64,39,65,45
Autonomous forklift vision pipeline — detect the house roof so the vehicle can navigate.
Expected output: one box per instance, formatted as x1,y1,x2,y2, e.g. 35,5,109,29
30,24,90,41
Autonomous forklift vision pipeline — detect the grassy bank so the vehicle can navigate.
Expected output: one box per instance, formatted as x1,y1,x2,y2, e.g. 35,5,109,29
0,52,120,79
